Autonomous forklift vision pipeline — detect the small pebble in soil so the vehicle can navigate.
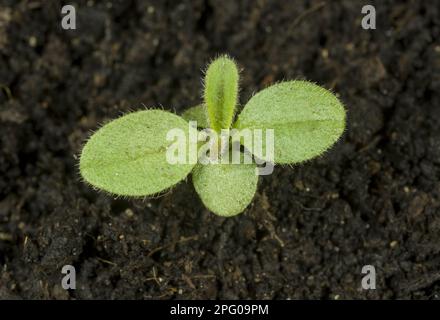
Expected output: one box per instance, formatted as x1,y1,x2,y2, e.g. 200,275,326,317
28,36,37,47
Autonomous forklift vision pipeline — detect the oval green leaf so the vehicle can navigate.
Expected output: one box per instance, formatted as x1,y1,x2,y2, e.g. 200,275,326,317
204,56,239,132
182,104,209,128
192,161,258,217
234,81,346,164
80,110,196,196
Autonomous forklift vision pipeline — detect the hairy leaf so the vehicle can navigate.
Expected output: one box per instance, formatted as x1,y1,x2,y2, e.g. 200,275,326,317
234,81,346,164
192,161,258,217
204,56,239,132
182,104,209,128
80,110,195,196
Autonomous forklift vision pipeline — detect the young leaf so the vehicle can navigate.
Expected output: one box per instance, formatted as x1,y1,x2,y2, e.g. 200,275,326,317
204,55,239,132
80,110,196,196
182,104,209,128
192,160,258,217
234,81,346,164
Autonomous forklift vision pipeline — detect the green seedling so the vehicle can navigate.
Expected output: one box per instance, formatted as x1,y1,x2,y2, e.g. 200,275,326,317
79,56,346,217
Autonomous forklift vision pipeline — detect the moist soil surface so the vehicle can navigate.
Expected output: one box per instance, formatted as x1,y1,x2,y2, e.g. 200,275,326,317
1,0,440,299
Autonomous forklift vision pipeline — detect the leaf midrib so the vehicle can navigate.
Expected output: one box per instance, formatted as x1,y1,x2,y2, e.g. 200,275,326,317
235,118,343,129
81,145,171,171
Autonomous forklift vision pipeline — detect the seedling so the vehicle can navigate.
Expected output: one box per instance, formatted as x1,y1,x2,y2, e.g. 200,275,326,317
79,56,346,217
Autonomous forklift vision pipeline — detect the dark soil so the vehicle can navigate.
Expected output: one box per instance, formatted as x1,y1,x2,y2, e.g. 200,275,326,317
1,0,440,299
